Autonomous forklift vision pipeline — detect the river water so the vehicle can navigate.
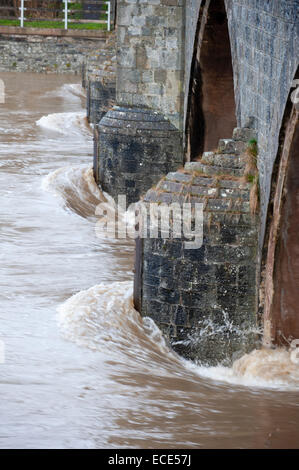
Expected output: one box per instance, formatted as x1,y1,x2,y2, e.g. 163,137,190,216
0,72,298,449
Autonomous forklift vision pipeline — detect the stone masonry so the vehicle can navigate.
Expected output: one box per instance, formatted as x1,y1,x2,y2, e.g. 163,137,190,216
93,0,298,364
0,32,108,74
82,33,116,124
96,106,183,204
225,0,298,247
116,0,185,131
93,0,185,203
135,127,259,365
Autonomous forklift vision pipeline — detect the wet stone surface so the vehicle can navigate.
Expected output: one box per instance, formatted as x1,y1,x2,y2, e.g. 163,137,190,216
96,106,183,204
135,128,260,366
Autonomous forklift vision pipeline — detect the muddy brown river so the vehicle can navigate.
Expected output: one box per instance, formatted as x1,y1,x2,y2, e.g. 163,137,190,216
0,72,298,449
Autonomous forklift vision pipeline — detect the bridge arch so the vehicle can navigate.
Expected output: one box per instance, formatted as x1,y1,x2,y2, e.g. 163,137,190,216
263,67,299,347
185,0,237,161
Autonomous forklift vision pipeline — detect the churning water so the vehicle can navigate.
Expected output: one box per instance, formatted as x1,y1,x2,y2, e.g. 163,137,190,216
0,72,299,449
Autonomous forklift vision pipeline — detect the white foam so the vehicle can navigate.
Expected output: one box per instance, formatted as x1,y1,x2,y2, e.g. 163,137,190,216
57,281,138,351
185,348,299,391
57,279,299,391
42,83,86,101
36,111,91,138
66,83,86,98
57,280,178,373
41,165,119,225
42,165,99,198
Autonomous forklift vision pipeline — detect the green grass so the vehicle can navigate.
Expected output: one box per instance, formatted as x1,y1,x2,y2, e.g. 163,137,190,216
0,19,107,30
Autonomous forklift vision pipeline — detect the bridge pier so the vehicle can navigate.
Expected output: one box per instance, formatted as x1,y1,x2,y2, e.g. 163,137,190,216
134,127,260,366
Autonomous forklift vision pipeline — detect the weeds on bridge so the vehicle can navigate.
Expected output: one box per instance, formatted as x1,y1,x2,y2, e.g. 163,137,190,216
243,138,259,215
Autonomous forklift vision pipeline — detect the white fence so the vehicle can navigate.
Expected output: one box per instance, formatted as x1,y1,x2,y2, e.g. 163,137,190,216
12,1,112,31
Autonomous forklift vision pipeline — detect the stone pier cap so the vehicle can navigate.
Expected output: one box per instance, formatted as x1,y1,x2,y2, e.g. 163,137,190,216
96,105,183,204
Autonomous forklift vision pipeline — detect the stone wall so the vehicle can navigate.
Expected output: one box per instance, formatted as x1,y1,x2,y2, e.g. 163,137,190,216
135,127,260,366
96,106,183,204
93,0,186,202
0,33,107,74
183,0,202,132
92,0,299,363
184,0,299,247
225,0,299,247
82,34,116,124
116,0,185,130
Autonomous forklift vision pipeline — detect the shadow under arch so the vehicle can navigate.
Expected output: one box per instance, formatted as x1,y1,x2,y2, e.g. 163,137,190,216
185,0,237,161
262,66,299,347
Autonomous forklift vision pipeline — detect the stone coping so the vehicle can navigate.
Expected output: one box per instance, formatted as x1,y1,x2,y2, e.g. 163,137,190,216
0,26,109,39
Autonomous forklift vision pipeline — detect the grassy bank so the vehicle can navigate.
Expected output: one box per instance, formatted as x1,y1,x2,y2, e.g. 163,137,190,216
0,19,107,30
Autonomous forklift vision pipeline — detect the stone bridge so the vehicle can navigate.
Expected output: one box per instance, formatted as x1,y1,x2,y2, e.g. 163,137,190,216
86,0,299,364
